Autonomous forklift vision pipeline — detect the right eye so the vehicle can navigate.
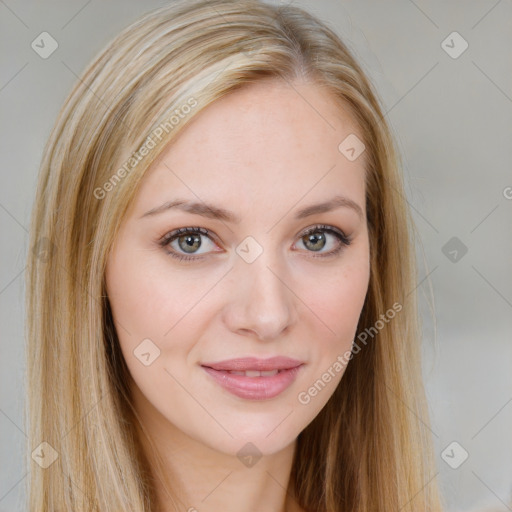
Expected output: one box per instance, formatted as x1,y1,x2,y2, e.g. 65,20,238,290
159,226,221,262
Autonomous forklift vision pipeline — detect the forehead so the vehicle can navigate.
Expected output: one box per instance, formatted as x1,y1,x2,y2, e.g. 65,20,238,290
169,78,365,165
130,79,367,219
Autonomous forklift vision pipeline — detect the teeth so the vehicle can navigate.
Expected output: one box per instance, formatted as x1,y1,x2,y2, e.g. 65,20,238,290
260,370,279,377
227,369,279,377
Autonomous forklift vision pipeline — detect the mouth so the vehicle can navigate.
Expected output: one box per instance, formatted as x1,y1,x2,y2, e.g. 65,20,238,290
200,357,304,400
201,356,303,372
210,369,284,377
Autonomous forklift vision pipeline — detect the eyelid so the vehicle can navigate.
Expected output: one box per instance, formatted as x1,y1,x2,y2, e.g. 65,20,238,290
297,224,351,245
158,226,221,254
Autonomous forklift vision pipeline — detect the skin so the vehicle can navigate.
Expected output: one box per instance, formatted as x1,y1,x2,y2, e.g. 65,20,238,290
105,78,370,512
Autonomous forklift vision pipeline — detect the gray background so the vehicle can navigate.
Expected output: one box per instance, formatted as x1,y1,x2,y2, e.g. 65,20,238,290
1,0,511,510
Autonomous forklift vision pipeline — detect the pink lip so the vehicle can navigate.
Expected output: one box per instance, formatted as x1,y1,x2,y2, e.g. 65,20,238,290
202,366,303,400
201,357,304,400
201,356,303,372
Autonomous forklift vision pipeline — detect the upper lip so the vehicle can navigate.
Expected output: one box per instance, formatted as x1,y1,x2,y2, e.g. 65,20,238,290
201,356,304,372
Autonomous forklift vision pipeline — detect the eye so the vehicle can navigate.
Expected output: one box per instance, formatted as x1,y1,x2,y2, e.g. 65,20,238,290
158,224,352,263
158,227,220,262
293,224,351,257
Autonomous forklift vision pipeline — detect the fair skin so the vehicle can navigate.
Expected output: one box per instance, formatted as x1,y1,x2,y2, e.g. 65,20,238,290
105,78,370,512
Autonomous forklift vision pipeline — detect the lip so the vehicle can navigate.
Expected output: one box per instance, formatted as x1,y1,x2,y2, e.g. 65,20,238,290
201,357,304,400
202,366,303,400
201,356,303,372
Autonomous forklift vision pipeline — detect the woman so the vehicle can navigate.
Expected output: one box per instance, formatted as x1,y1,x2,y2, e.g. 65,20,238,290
25,0,444,510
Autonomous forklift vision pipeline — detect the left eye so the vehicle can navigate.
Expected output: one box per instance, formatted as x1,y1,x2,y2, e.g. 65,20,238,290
159,224,351,262
293,225,351,257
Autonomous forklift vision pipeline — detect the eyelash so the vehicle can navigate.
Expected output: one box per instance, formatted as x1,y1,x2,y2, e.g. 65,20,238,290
158,224,352,263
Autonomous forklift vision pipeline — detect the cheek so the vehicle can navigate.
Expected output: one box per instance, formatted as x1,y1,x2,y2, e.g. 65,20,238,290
105,255,198,407
105,249,217,399
301,255,370,348
334,264,369,335
106,249,204,341
293,257,369,411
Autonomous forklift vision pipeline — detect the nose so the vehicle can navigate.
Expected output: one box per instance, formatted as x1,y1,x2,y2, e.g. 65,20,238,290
222,251,298,341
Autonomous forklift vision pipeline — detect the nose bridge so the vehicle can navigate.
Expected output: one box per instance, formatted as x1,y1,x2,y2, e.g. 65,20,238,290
224,239,297,340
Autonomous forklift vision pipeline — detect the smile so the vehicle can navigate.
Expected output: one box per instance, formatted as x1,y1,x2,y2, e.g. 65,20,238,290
201,366,303,400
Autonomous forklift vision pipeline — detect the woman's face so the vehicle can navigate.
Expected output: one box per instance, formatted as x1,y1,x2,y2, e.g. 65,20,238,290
105,79,370,457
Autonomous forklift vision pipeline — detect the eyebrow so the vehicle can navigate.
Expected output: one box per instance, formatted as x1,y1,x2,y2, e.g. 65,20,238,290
140,194,364,222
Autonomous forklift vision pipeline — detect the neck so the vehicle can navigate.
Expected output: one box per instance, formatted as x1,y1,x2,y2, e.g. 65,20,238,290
131,385,302,512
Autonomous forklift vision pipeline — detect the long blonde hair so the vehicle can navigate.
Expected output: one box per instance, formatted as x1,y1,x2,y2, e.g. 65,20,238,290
25,0,443,510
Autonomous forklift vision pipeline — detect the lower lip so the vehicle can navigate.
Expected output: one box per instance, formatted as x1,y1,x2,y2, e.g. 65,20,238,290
201,365,303,400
